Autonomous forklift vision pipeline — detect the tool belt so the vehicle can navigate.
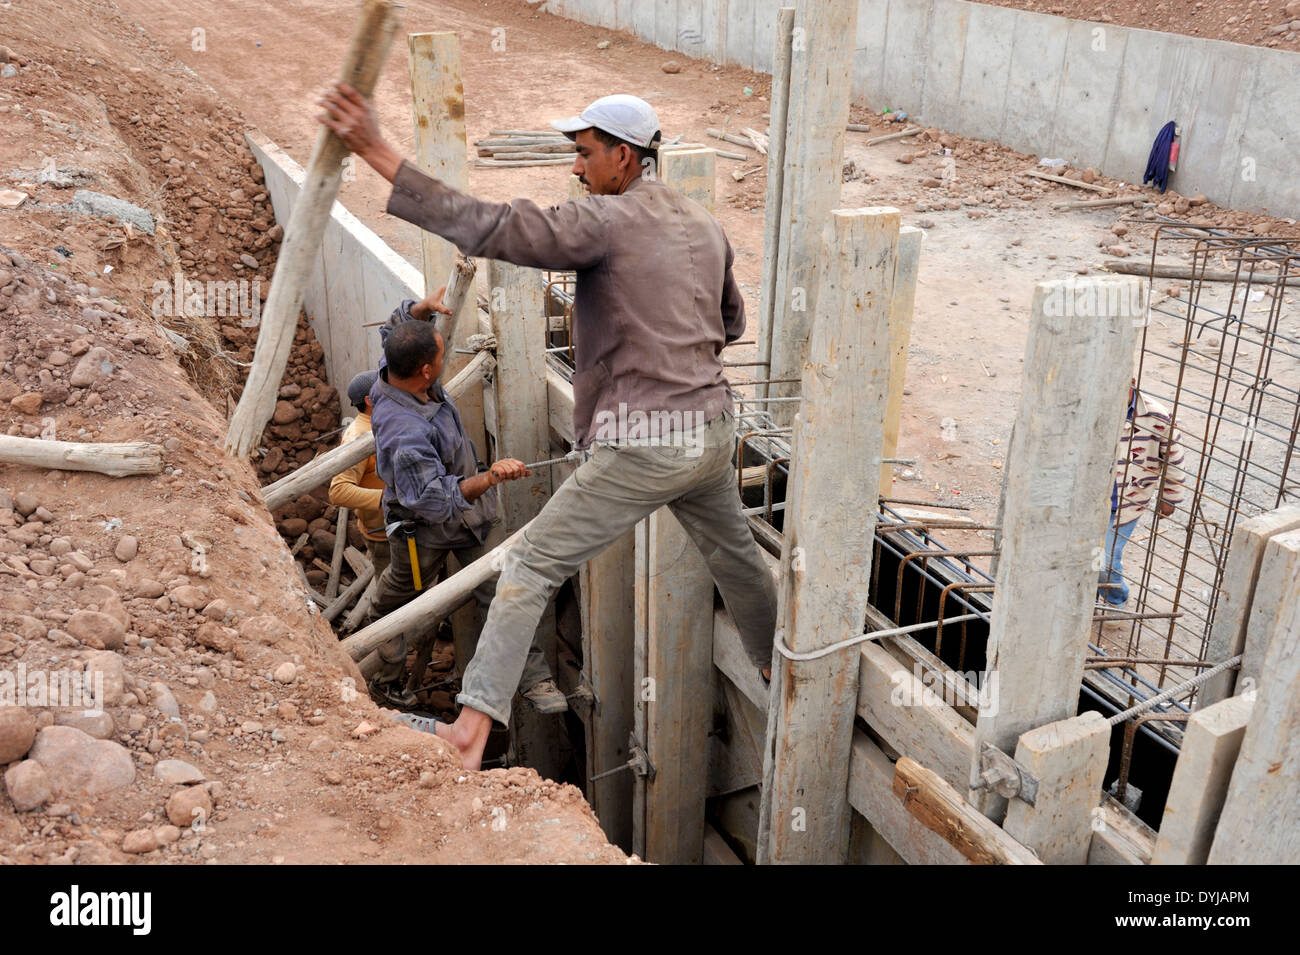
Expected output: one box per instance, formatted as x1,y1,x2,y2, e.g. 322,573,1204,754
384,502,424,592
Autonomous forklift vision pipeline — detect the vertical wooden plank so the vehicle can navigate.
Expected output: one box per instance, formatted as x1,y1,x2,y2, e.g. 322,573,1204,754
970,276,1140,821
757,7,795,406
1240,529,1300,691
757,207,899,864
408,33,474,377
635,510,714,863
1208,535,1300,863
1003,711,1110,864
658,146,717,211
1199,505,1300,706
1152,694,1253,865
580,533,636,850
766,0,859,426
878,226,922,499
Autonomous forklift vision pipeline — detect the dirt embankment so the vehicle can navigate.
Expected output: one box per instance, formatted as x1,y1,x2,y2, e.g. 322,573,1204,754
0,0,622,865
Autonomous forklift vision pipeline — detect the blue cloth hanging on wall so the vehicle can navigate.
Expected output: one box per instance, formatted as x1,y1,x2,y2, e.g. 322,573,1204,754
1143,121,1176,193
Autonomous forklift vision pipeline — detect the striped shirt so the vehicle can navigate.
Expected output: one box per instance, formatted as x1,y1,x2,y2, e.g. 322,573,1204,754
1111,390,1187,524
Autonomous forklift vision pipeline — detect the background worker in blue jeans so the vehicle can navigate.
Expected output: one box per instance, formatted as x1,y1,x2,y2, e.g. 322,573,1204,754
319,87,780,770
1100,379,1187,607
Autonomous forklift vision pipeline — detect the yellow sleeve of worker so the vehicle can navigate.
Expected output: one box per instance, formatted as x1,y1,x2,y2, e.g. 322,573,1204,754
329,459,383,513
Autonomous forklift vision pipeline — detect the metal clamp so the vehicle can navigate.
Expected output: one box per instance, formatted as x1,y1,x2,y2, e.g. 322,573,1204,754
975,742,1039,806
589,734,656,783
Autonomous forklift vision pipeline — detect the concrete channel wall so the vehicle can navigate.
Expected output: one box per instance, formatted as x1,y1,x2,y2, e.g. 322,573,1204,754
245,130,424,392
541,0,1300,219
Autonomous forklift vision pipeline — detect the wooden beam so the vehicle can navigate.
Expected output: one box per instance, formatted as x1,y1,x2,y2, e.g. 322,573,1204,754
580,532,636,850
971,276,1140,820
635,509,714,864
0,436,162,477
1200,505,1300,706
658,146,716,211
758,207,898,864
766,0,859,426
225,0,398,456
892,757,1043,865
878,226,923,499
546,364,575,445
408,32,474,377
1003,712,1111,864
1241,529,1300,693
756,6,795,407
1208,535,1300,863
325,506,349,599
1152,694,1253,865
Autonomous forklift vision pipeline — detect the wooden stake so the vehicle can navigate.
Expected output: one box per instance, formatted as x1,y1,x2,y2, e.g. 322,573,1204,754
757,7,795,408
326,507,349,600
1153,694,1253,865
878,226,923,499
969,277,1139,821
323,563,375,622
766,0,859,426
1021,168,1108,193
0,435,162,477
1003,711,1110,864
757,207,898,864
225,0,399,457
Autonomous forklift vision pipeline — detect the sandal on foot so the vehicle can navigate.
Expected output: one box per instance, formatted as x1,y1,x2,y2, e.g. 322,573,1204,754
388,710,444,735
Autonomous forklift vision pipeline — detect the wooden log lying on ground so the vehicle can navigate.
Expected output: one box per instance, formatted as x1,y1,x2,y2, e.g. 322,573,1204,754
865,127,923,146
323,564,375,622
1021,168,1107,193
0,435,164,477
259,350,494,510
224,0,399,457
340,525,527,660
1103,259,1300,287
893,757,1043,865
472,158,573,167
1053,195,1149,211
706,127,754,151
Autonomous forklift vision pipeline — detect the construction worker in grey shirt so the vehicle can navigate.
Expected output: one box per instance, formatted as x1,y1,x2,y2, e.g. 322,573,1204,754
319,86,778,770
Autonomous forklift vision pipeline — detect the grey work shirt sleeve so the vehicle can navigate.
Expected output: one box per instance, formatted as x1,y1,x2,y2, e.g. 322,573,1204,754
387,159,609,272
720,235,745,345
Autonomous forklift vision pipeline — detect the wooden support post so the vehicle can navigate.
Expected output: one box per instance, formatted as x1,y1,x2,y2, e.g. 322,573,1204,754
758,7,795,406
1002,711,1110,864
634,509,714,864
488,258,563,778
657,146,716,211
969,276,1140,821
878,226,923,499
580,534,636,850
0,436,163,477
408,32,474,379
757,207,899,864
1200,505,1300,706
766,0,859,426
225,0,398,456
323,564,375,623
324,508,348,601
1240,529,1300,692
1152,694,1253,865
1208,533,1300,863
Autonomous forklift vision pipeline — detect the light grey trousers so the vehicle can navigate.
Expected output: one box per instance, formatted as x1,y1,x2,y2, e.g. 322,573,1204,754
459,412,778,728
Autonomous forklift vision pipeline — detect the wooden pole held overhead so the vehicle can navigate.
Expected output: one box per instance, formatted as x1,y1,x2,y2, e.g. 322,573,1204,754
225,0,399,457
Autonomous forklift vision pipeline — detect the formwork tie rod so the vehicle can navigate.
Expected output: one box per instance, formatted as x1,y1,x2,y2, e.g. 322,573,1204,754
1106,654,1242,726
773,613,983,662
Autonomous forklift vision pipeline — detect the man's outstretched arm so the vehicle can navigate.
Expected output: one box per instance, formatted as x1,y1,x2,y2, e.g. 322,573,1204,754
318,82,606,272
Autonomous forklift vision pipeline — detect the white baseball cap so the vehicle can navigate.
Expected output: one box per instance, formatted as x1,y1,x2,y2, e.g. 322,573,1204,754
551,94,661,148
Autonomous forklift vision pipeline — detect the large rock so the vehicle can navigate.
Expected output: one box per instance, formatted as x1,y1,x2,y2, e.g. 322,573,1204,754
69,346,114,388
66,610,125,650
240,615,290,646
154,759,204,785
28,725,135,796
84,651,125,706
171,585,208,610
165,785,213,828
0,707,37,762
54,709,115,739
4,760,51,811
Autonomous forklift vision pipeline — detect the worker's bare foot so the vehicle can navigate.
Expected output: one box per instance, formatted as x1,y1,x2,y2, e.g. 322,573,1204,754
434,706,493,771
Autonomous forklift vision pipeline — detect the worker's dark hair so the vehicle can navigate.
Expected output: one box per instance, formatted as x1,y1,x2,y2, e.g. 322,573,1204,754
385,322,442,379
591,127,660,167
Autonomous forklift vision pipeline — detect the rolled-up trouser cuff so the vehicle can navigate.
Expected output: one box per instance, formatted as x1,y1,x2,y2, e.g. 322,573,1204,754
454,691,510,732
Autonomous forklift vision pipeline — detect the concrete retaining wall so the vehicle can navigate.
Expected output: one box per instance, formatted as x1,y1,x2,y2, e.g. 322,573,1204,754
245,130,424,392
543,0,1299,219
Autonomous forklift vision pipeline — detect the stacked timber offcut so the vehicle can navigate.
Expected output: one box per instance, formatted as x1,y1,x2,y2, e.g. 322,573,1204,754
473,130,576,167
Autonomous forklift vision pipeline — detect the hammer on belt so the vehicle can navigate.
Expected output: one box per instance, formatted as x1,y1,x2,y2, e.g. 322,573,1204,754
384,502,423,592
